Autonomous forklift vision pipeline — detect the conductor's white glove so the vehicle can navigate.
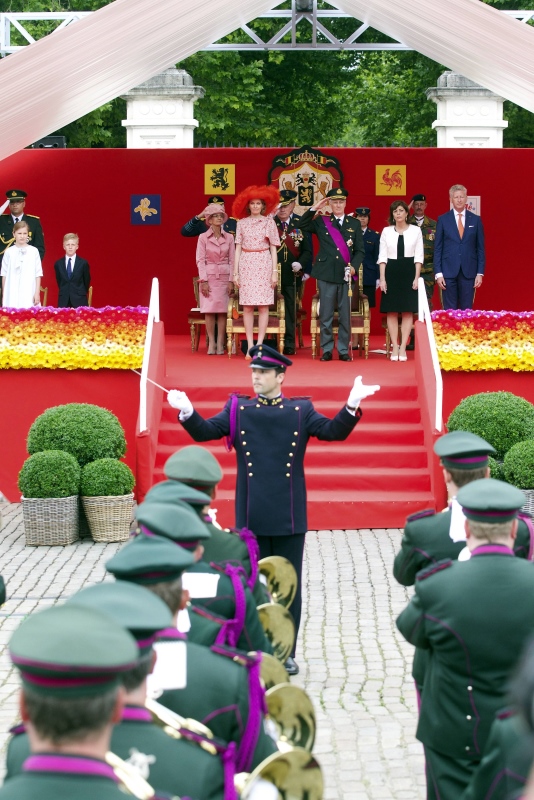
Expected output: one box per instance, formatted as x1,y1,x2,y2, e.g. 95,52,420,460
347,376,380,411
291,262,301,273
167,390,194,421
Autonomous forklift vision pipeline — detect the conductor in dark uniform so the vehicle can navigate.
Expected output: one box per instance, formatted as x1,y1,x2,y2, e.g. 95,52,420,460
273,189,312,355
168,344,380,674
299,187,364,361
397,479,534,800
181,195,237,238
0,190,45,268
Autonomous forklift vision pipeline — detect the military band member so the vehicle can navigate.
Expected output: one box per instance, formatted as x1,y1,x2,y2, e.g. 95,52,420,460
299,187,364,361
0,190,45,268
273,189,312,355
181,195,237,238
0,604,139,799
397,479,534,800
408,193,436,310
168,344,380,674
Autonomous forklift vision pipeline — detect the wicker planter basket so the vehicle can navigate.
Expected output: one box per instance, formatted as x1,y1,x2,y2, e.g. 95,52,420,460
22,495,79,546
81,493,134,543
522,489,534,517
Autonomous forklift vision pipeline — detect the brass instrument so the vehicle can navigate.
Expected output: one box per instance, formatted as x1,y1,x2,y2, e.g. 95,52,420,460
258,556,297,609
105,751,157,799
257,651,290,690
236,747,323,800
145,697,218,755
266,684,316,752
257,603,295,664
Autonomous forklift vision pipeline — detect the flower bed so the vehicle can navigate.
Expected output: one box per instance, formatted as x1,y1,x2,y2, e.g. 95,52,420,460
0,306,148,370
432,310,534,372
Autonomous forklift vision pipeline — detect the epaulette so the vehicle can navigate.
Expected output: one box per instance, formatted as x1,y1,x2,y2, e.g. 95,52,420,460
406,509,435,523
416,558,453,581
25,214,40,219
496,707,517,721
9,722,26,736
289,396,311,401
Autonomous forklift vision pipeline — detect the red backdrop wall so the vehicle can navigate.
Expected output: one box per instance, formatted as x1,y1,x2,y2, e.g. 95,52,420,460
1,147,533,334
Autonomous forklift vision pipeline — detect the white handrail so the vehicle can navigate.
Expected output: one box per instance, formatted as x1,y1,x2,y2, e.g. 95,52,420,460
139,277,160,434
417,278,443,432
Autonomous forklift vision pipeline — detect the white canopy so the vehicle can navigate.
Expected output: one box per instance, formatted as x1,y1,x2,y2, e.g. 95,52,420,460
0,0,533,162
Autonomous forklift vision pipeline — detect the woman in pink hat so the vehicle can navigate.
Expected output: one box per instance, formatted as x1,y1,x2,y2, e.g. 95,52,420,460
196,204,235,355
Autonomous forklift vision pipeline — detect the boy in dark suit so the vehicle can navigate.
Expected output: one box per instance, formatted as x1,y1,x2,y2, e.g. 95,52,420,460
54,233,91,307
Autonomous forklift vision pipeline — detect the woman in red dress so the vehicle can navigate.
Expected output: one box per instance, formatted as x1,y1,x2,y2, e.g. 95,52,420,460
232,185,280,358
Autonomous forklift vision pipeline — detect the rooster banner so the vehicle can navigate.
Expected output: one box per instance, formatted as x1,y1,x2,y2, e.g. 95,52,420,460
268,146,344,215
375,165,406,196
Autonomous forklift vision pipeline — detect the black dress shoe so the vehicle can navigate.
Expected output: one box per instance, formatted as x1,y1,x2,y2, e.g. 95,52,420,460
284,657,299,675
320,351,333,361
339,353,351,361
283,347,296,355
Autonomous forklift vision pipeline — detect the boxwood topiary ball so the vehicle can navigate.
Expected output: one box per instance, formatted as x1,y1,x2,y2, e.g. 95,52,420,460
447,392,534,461
81,459,135,497
504,440,534,490
488,455,505,482
18,450,81,499
27,404,126,467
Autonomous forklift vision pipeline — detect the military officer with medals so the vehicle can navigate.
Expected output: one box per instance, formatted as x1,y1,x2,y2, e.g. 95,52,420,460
408,193,436,309
181,195,237,238
299,187,364,361
273,189,312,355
397,479,534,800
0,190,45,269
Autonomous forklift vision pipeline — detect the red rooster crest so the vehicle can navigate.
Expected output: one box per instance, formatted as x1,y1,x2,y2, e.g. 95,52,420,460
381,168,403,191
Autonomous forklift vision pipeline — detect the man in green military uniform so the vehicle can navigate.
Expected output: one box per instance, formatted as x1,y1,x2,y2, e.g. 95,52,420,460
408,193,436,309
397,478,534,800
0,604,140,799
105,532,278,772
0,189,45,268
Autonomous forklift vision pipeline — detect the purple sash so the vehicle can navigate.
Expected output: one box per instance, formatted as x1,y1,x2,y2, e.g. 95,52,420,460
323,216,351,264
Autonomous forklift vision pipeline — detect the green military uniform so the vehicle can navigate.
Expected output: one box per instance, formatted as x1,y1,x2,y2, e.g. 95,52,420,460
0,604,139,799
0,190,45,264
408,207,436,308
397,479,534,800
135,499,272,653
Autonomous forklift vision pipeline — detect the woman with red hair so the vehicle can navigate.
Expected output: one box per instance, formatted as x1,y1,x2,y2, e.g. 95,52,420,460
232,185,280,357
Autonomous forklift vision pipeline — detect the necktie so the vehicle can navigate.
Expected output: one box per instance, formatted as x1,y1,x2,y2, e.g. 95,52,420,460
14,218,18,224
336,217,343,229
282,221,287,232
457,214,464,238
67,258,72,279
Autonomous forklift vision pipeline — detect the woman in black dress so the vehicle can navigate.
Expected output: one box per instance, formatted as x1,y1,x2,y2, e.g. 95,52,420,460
378,200,424,361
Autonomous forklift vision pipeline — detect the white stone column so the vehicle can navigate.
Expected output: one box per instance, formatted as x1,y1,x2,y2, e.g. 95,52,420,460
121,67,204,148
426,71,508,148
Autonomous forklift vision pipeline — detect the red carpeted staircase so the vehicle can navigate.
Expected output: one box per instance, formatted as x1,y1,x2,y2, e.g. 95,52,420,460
153,336,436,530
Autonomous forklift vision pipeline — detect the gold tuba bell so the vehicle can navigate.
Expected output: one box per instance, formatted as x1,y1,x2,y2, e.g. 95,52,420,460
257,603,295,664
258,556,297,609
265,684,316,752
257,651,290,690
236,747,323,800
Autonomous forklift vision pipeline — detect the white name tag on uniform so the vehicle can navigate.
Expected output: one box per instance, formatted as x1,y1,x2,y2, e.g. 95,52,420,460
182,572,220,598
176,608,191,633
449,498,467,543
146,641,187,696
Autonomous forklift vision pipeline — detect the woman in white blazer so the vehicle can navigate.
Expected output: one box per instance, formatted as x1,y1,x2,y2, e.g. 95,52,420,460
378,201,424,361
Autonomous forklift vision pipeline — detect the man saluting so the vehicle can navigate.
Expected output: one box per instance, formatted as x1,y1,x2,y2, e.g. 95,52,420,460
168,344,379,674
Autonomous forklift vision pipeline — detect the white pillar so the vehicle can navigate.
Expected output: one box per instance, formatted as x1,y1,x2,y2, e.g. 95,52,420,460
426,71,508,148
121,67,204,148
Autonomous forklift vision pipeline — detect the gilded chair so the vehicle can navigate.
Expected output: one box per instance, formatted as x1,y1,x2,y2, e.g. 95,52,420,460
188,277,207,352
310,265,370,359
226,266,286,357
87,286,93,307
40,285,48,306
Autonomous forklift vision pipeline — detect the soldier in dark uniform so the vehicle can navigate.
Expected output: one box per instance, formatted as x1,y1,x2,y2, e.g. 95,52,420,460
105,532,278,772
0,190,45,268
181,194,237,238
299,187,364,361
273,189,312,355
168,343,380,673
352,207,380,311
397,478,534,800
0,604,140,800
408,193,436,309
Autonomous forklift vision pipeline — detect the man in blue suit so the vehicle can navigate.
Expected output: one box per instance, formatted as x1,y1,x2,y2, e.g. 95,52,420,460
434,184,485,310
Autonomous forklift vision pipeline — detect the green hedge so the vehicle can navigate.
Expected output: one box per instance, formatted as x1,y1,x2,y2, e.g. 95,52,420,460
488,456,505,482
81,459,135,497
18,450,81,498
27,403,126,467
503,441,534,490
447,392,534,460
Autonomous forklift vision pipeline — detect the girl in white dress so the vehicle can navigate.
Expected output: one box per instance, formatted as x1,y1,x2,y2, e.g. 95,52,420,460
1,220,42,308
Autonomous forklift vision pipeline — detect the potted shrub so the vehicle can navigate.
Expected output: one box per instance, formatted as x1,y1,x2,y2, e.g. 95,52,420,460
447,392,534,460
503,440,534,515
18,450,81,546
81,458,135,543
488,455,505,482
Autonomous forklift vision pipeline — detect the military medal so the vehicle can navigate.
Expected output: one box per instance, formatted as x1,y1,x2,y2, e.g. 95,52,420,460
347,238,353,247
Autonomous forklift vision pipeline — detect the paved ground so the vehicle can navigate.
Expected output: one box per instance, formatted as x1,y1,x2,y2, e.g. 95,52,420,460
0,504,425,798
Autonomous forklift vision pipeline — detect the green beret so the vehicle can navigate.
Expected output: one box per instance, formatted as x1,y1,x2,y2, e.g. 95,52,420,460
136,500,210,547
67,581,173,651
144,480,211,509
106,534,194,584
457,478,526,523
164,446,223,486
434,431,495,470
9,605,138,696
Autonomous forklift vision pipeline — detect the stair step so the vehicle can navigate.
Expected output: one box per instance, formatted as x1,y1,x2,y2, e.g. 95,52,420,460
164,384,419,403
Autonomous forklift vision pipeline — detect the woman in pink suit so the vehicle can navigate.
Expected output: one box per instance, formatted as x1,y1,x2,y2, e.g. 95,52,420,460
196,204,235,355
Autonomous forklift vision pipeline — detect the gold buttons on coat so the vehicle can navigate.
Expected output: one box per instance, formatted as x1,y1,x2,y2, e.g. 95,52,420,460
289,452,293,456
256,404,260,408
286,473,290,477
292,442,296,446
248,462,252,467
295,406,300,411
466,715,472,721
249,472,253,477
240,406,244,410
241,430,245,435
286,463,291,467
243,441,247,445
294,432,298,436
246,451,250,456
467,686,473,691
